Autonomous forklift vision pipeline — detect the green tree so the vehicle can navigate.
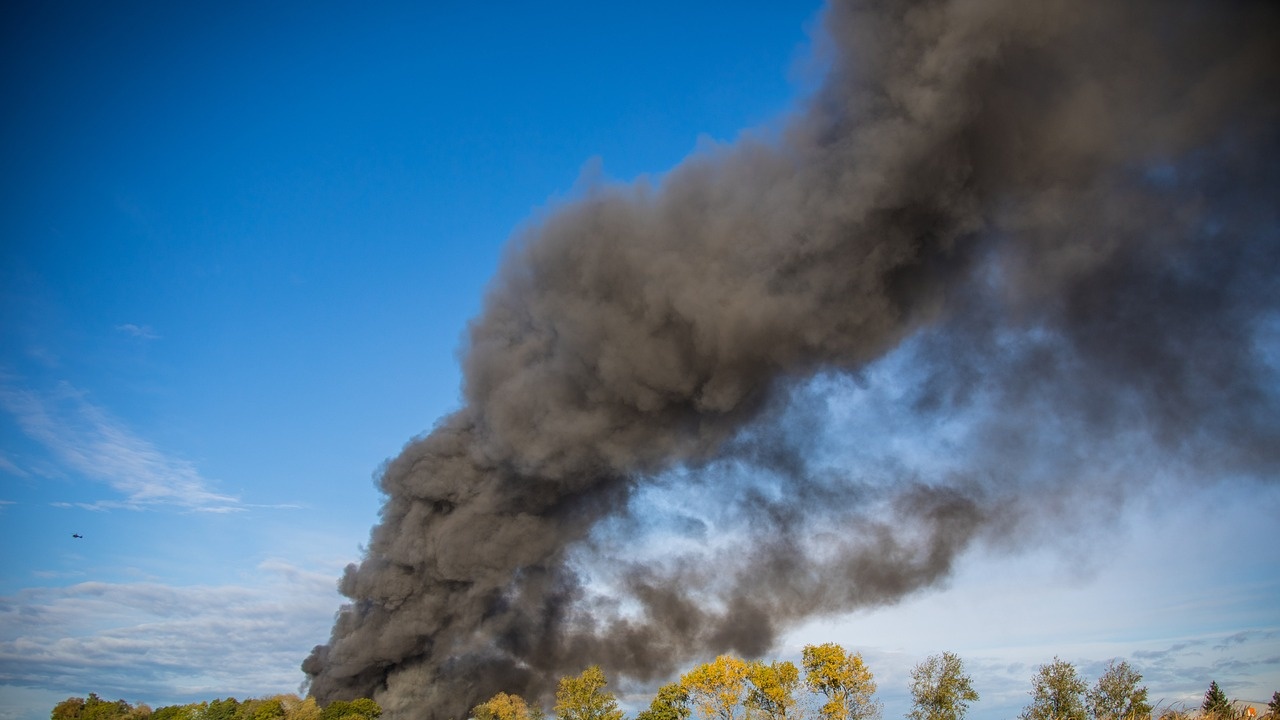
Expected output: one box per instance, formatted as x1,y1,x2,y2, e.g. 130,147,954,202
52,697,86,720
150,709,182,720
636,684,691,720
151,705,200,720
203,699,241,720
1201,682,1231,720
77,695,133,720
320,699,380,720
747,660,803,720
1088,660,1151,720
555,666,623,720
802,643,881,720
473,693,536,720
907,652,979,720
251,701,285,720
682,655,751,720
1020,658,1087,720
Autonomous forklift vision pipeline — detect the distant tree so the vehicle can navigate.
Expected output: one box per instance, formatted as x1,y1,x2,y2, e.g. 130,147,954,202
907,652,979,720
151,705,201,720
150,708,177,720
803,643,882,720
747,660,804,720
636,684,691,720
1088,660,1151,720
234,699,267,720
682,655,751,720
53,697,87,720
203,699,241,720
1020,658,1087,720
251,701,285,720
1201,682,1231,720
555,666,623,720
72,694,134,720
284,699,321,720
320,699,380,720
473,693,536,720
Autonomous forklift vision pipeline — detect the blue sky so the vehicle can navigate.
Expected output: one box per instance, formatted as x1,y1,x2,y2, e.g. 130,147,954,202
2,3,1277,720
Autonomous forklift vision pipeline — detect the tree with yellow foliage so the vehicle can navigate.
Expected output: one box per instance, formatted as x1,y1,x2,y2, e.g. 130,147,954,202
635,684,691,720
682,655,751,720
555,666,623,720
747,660,804,720
473,693,538,720
282,698,321,720
801,643,881,720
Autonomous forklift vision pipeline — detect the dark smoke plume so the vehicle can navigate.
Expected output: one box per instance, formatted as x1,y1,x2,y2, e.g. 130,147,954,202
304,0,1280,717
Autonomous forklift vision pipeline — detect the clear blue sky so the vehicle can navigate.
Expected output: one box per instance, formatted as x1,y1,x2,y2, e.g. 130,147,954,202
2,3,1277,720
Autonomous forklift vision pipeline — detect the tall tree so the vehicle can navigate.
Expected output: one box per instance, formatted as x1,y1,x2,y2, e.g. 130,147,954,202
682,655,751,720
1201,682,1231,720
802,643,882,720
747,660,804,720
636,684,691,720
1088,661,1151,720
555,666,623,720
907,652,979,720
1020,658,1087,720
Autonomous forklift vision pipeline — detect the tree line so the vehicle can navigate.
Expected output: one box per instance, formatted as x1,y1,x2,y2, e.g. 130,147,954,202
471,645,1280,720
50,693,381,720
49,647,1280,720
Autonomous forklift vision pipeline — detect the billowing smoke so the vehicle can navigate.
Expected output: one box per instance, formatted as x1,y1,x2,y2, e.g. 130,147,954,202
303,0,1280,717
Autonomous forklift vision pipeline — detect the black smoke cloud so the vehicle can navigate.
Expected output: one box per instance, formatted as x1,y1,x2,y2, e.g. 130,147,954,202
303,0,1280,718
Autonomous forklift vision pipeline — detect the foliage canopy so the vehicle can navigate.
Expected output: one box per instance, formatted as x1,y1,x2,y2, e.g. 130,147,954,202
907,652,978,720
682,655,752,720
555,666,623,720
1020,658,1087,720
802,643,881,720
1089,660,1151,720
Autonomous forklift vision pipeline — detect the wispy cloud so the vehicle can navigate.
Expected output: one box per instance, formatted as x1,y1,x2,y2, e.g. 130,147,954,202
0,454,31,479
115,324,159,340
0,561,342,704
0,381,240,512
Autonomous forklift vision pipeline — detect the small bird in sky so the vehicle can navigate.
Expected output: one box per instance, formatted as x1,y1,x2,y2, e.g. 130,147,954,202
71,533,83,539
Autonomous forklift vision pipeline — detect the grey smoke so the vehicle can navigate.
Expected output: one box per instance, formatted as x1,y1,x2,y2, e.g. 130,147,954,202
303,0,1280,718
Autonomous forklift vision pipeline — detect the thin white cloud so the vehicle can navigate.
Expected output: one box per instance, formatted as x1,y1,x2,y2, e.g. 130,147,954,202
0,560,343,707
115,324,160,340
0,453,29,479
0,381,240,512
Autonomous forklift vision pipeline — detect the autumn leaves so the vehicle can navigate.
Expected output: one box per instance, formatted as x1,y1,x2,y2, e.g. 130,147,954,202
675,644,882,720
470,643,905,720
